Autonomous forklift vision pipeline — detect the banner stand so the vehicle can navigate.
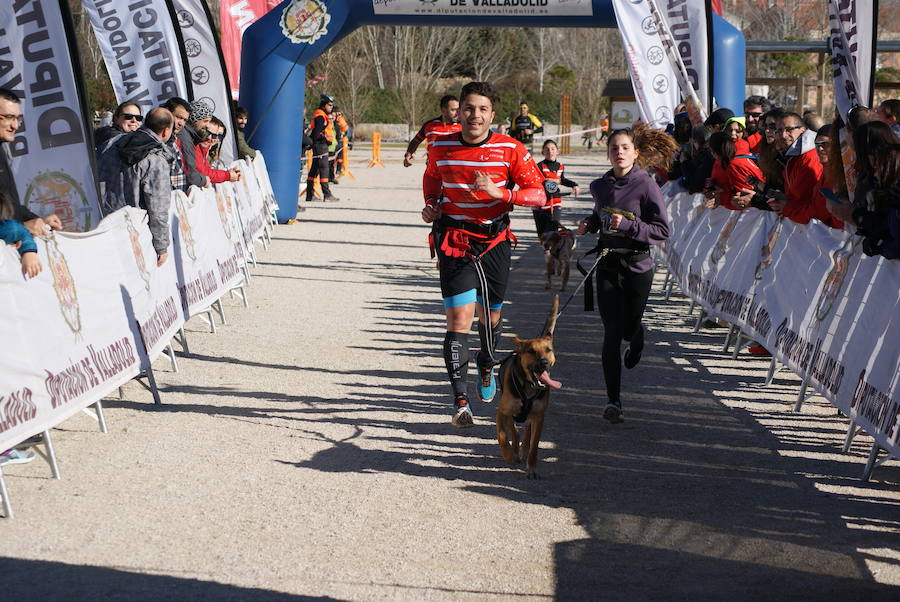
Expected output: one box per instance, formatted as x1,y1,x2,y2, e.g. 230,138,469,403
80,401,109,434
34,430,62,480
863,445,896,482
0,468,11,518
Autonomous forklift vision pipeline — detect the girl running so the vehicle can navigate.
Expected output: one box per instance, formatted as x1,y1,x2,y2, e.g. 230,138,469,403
577,126,676,423
534,139,579,237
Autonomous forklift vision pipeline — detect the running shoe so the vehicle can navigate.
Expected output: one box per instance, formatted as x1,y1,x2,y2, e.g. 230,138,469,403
451,398,474,428
623,347,642,369
475,354,497,403
603,402,624,424
0,448,35,466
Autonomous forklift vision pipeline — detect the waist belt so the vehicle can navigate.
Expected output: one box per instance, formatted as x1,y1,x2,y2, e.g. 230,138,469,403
577,244,650,311
430,215,515,259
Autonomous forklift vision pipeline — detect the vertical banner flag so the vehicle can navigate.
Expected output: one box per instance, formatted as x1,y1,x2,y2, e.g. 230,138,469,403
647,0,711,121
81,0,192,112
827,0,878,121
219,0,281,99
612,0,680,128
171,0,239,165
0,0,103,232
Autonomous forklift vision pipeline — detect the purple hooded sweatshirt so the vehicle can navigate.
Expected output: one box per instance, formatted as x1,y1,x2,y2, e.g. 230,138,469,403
584,167,670,273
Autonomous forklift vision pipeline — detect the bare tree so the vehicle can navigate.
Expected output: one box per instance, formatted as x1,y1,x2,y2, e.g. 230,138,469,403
363,26,388,90
519,28,564,94
564,29,626,126
390,26,469,128
324,30,375,126
463,29,514,83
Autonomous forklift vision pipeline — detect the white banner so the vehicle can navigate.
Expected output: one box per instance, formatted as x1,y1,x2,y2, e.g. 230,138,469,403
171,187,245,316
170,0,239,165
230,158,269,248
662,183,900,457
81,0,191,112
827,0,877,121
371,0,593,16
0,0,103,232
612,0,680,128
0,154,273,453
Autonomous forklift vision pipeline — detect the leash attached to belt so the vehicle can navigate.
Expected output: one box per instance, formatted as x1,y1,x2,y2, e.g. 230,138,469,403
556,243,651,317
431,216,517,368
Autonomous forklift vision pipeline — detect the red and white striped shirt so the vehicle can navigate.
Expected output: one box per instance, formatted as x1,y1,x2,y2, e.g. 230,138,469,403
413,117,462,145
424,132,545,225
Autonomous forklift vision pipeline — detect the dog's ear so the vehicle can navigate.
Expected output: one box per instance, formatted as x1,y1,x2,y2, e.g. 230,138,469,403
541,295,559,338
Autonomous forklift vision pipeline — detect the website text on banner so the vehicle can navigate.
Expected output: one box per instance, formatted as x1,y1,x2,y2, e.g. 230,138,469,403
1,1,103,232
0,155,277,454
661,183,900,458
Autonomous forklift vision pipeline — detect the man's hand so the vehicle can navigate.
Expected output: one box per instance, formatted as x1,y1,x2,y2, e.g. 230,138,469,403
524,129,533,136
228,168,241,182
23,217,47,236
403,152,414,167
572,186,580,198
21,252,41,278
157,252,169,267
767,198,786,214
471,170,504,200
732,188,754,209
421,205,441,223
204,176,211,188
577,219,590,235
43,214,63,231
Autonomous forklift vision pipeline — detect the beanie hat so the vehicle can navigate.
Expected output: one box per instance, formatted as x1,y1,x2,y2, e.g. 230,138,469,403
188,100,213,123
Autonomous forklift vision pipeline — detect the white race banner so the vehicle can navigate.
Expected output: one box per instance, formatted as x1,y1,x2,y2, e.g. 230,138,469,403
170,0,239,165
371,0,593,16
612,0,680,128
0,0,103,232
662,183,900,457
230,159,269,248
171,187,244,316
0,229,142,452
81,0,192,112
827,0,877,121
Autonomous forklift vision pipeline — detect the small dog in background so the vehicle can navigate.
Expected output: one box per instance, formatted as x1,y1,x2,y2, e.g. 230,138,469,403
539,227,577,291
496,295,562,479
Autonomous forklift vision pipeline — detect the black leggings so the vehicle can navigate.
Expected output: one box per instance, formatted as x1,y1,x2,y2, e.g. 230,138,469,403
595,263,653,404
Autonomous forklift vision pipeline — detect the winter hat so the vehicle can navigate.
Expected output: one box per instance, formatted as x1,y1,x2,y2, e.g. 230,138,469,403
188,100,213,123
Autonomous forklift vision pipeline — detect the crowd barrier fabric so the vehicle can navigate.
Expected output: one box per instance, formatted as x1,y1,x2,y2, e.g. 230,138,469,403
662,182,900,458
0,155,277,453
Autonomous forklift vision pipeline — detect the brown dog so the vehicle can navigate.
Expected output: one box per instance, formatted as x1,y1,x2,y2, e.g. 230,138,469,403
539,228,576,291
496,295,562,478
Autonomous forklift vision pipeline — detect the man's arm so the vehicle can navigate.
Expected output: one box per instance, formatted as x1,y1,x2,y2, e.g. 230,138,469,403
506,145,547,207
421,152,442,222
529,114,544,134
140,156,173,257
404,122,429,166
236,129,256,160
781,159,822,225
178,129,207,188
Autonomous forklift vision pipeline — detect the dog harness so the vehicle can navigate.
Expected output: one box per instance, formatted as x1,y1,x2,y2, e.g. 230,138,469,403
498,353,547,424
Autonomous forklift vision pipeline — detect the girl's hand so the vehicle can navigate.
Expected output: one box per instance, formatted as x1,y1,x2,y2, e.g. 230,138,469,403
609,213,624,230
21,252,41,278
572,186,580,197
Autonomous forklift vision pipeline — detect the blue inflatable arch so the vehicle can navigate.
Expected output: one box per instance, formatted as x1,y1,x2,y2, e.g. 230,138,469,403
240,0,745,222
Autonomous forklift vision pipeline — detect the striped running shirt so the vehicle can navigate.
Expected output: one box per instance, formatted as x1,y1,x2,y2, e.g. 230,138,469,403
412,117,462,145
424,131,545,224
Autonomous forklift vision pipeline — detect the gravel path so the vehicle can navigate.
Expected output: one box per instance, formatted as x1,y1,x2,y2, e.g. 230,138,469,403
2,146,898,600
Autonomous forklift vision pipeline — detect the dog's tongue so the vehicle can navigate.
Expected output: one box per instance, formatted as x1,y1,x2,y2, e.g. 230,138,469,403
538,371,562,389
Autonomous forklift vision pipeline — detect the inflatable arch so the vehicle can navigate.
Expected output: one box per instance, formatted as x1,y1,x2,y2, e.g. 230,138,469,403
240,0,746,222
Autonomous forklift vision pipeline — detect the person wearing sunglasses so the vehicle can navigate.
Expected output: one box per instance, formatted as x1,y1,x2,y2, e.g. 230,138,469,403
742,95,771,153
94,101,143,157
193,116,240,184
776,112,842,228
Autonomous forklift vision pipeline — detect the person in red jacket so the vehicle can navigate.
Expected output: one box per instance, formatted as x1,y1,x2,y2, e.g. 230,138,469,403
705,132,739,210
774,112,842,228
194,117,240,185
708,132,766,211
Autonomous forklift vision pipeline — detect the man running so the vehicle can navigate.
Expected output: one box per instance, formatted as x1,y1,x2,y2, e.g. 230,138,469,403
403,95,460,167
422,81,546,427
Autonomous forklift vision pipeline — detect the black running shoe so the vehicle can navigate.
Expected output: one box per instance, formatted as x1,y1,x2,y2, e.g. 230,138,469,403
603,402,624,424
